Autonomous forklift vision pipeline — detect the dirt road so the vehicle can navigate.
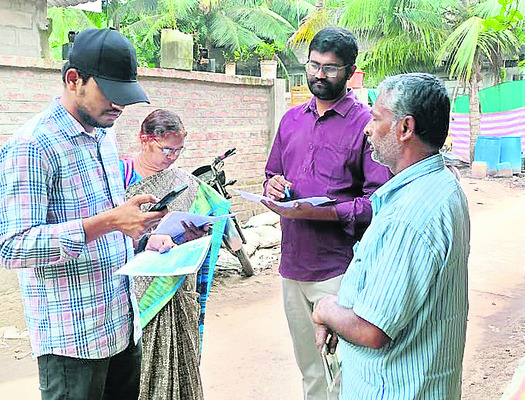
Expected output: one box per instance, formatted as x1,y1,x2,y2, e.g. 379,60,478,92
0,176,524,399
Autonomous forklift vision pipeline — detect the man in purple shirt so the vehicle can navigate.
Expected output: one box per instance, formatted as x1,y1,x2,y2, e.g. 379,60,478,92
263,27,391,399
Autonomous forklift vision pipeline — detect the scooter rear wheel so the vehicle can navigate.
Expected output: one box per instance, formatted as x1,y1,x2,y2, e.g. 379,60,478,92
234,248,254,277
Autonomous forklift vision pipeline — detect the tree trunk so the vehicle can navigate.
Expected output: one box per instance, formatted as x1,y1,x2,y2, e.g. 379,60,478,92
468,66,481,163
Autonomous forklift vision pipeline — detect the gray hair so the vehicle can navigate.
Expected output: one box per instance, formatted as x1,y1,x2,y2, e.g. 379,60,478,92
378,73,450,149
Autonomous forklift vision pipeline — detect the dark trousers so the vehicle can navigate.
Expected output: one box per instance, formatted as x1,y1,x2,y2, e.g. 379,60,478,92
37,339,142,400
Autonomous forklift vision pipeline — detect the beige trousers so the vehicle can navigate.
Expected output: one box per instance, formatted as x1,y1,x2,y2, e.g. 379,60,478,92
282,275,343,400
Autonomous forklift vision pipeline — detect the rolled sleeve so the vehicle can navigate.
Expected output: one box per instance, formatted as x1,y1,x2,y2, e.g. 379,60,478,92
334,197,372,237
334,139,390,237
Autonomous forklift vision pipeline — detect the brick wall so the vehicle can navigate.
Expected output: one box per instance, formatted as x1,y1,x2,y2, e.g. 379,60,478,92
0,55,286,220
0,0,47,58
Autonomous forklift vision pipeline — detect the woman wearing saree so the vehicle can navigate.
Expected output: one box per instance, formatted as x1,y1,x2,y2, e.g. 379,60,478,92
120,109,229,399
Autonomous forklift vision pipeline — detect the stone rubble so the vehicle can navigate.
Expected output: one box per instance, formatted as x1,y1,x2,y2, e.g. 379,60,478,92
215,212,282,277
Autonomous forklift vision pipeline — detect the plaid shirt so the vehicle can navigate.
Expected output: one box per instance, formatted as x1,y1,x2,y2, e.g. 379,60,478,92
0,98,141,359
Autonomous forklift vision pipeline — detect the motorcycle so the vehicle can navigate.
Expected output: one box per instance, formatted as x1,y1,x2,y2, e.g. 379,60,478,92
192,148,255,277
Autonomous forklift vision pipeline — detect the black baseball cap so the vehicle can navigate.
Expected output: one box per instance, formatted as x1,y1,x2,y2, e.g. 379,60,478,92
66,28,149,106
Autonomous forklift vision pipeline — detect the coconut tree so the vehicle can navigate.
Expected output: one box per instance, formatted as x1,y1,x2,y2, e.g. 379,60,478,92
340,0,458,85
48,0,303,66
269,0,316,30
436,0,522,161
118,0,297,54
288,0,344,46
290,0,457,86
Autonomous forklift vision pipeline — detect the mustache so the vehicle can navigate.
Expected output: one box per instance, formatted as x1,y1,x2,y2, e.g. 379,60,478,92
103,108,122,114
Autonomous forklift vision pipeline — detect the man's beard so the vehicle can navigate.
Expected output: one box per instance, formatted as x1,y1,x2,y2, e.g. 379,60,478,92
307,76,347,101
77,107,114,129
368,128,401,170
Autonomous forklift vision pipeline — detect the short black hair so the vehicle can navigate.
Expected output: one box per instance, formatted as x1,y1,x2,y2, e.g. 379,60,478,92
379,73,451,149
61,61,92,85
308,27,358,75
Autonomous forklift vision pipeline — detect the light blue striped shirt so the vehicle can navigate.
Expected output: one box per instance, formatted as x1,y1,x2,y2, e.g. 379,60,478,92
338,154,470,399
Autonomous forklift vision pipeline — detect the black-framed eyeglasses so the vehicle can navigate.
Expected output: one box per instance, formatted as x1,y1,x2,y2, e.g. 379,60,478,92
153,138,185,156
304,61,349,78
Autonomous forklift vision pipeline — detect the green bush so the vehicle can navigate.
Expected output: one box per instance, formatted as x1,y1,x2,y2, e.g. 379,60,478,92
254,42,283,60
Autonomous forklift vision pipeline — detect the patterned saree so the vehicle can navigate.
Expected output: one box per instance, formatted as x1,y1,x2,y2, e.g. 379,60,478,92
124,166,229,400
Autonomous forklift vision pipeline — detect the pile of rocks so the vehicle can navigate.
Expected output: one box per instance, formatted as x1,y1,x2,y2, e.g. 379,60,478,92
215,212,282,277
0,326,31,360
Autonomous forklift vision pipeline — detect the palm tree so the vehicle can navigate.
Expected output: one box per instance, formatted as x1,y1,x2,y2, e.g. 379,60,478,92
119,0,297,54
288,0,343,46
437,0,522,161
343,0,459,85
290,0,457,86
48,0,304,66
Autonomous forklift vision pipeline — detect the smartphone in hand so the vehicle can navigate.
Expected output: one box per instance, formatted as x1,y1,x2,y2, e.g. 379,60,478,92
148,184,188,212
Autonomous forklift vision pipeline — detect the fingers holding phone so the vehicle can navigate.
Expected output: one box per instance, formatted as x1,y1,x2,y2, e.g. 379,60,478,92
148,184,188,212
110,194,169,240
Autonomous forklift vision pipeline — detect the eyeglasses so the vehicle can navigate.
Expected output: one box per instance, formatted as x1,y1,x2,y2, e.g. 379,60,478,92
153,139,185,156
305,61,348,78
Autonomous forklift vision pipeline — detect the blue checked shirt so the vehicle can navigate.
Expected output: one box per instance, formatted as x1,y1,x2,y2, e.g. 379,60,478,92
0,98,141,359
338,154,470,399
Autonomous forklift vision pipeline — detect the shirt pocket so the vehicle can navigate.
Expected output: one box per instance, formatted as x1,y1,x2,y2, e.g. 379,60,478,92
314,143,360,184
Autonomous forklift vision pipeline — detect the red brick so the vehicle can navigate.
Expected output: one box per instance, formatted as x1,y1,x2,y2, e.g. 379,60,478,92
0,63,280,221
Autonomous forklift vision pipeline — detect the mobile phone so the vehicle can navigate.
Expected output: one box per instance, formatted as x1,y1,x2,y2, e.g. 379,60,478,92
148,184,188,212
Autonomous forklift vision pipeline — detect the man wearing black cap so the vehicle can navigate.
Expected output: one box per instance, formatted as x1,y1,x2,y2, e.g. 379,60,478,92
0,29,163,399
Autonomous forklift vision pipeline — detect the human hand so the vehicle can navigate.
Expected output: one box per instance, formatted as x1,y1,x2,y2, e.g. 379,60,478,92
314,323,339,355
314,322,330,354
145,234,176,253
110,194,168,240
313,295,339,354
181,222,210,242
261,200,315,219
265,175,292,201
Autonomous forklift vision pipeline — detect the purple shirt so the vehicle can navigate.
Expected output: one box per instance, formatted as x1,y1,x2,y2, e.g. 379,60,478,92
264,91,391,282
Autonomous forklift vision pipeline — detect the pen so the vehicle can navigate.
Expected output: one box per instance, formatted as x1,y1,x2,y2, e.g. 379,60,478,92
284,186,291,198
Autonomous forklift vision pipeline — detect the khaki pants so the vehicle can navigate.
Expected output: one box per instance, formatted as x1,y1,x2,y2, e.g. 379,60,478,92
282,275,343,400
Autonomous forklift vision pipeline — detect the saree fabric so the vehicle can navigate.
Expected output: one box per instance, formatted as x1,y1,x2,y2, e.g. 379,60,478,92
124,165,229,400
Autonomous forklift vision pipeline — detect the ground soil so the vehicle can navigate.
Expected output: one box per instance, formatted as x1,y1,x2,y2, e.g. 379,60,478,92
0,173,524,399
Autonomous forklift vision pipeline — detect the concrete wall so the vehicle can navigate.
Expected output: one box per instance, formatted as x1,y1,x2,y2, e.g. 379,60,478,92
0,0,47,58
0,54,287,220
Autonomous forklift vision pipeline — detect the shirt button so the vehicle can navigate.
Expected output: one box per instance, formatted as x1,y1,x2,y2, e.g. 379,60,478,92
309,144,313,150
303,167,307,172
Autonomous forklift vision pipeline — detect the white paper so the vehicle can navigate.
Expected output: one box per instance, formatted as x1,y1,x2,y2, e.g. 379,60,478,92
152,212,235,236
116,236,212,276
233,189,334,208
322,345,342,392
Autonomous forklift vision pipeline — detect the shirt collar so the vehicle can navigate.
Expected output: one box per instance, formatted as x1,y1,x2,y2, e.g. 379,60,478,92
305,90,358,117
371,153,445,213
49,97,107,141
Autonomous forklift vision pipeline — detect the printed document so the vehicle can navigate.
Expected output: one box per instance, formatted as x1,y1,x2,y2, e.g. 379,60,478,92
233,189,334,208
153,212,234,236
116,235,212,276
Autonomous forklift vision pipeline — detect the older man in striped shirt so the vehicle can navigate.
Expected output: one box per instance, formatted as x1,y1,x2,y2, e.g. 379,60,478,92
313,73,470,399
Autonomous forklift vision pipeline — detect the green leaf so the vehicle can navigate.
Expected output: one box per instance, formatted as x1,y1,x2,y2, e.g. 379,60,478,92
482,19,506,31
